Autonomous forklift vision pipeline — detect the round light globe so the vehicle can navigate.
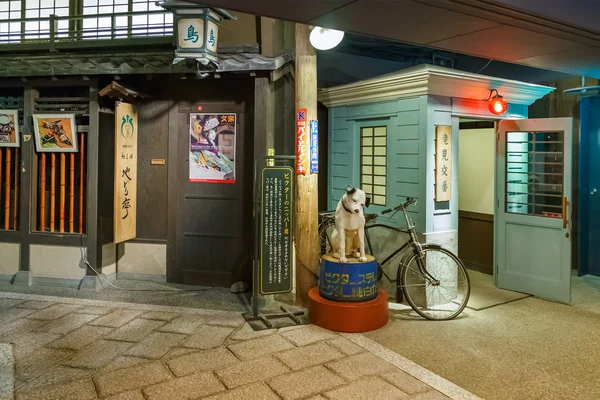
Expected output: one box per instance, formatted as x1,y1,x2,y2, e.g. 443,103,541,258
309,27,344,50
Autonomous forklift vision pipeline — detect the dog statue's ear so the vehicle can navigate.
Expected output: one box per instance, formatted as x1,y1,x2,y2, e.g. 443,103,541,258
365,195,371,208
345,185,356,195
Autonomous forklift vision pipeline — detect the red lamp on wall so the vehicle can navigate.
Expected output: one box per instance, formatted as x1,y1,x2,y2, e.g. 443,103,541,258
487,89,508,115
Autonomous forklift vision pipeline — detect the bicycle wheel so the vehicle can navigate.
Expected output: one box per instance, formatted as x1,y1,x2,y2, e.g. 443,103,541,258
318,219,335,255
399,245,470,321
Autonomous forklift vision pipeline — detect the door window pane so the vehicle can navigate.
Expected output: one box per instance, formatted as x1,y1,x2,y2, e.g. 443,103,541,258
505,131,564,217
360,126,387,206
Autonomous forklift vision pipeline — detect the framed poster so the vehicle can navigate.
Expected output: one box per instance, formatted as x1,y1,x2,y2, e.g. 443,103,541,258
33,114,78,153
189,113,236,183
0,110,19,147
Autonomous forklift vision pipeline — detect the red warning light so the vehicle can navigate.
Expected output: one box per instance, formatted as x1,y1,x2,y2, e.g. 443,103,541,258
197,105,203,111
488,94,507,115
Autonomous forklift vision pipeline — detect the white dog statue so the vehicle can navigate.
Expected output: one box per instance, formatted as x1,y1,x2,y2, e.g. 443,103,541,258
331,186,368,263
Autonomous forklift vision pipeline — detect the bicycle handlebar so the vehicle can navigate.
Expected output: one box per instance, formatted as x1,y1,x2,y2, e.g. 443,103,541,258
382,197,417,214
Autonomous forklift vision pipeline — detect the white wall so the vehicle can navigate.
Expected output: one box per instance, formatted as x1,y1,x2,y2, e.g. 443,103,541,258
0,242,19,277
30,245,86,280
117,242,166,277
458,128,495,215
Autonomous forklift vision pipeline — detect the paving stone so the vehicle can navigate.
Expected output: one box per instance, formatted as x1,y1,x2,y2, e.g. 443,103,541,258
0,318,47,340
380,369,433,394
216,356,290,389
16,347,75,382
327,337,365,356
19,366,92,391
15,301,53,310
202,382,279,400
267,365,346,400
405,390,450,400
206,314,246,327
167,347,240,377
72,306,115,315
11,332,62,359
142,371,225,400
62,340,132,369
103,389,145,400
324,375,408,399
25,304,82,320
163,347,199,360
280,325,338,346
180,325,235,349
125,332,187,359
0,307,36,324
36,313,99,335
227,335,295,360
89,309,144,328
157,314,208,335
139,311,181,322
47,325,113,351
274,342,344,371
94,361,173,397
304,396,327,400
0,343,13,400
230,323,277,341
16,378,97,400
100,356,151,373
0,298,22,309
325,353,395,380
105,318,165,342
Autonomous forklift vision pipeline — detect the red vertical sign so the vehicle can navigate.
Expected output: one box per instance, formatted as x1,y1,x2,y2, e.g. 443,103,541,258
296,108,307,175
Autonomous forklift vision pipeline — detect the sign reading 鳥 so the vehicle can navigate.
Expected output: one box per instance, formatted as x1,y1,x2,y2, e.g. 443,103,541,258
296,108,307,175
114,102,138,243
260,166,293,295
435,125,452,201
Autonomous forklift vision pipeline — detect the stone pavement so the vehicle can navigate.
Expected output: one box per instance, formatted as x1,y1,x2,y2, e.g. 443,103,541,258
0,292,479,400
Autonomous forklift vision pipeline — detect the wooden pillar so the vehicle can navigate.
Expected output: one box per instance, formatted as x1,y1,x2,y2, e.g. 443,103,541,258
294,23,319,307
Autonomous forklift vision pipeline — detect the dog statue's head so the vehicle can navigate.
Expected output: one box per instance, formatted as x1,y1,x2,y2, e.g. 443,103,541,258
343,185,368,214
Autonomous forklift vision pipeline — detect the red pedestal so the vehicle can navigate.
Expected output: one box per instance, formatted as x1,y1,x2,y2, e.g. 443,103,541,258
308,287,389,333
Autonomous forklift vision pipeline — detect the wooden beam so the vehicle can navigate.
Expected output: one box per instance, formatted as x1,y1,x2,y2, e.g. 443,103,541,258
294,23,319,307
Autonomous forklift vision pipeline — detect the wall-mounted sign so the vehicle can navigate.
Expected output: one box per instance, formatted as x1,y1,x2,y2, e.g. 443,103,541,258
114,102,138,243
296,108,307,175
189,113,236,183
0,110,20,148
435,125,452,201
260,166,293,295
33,114,78,153
310,120,318,174
177,18,204,49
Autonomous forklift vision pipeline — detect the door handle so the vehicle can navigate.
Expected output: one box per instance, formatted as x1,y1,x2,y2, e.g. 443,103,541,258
591,188,597,196
562,197,568,229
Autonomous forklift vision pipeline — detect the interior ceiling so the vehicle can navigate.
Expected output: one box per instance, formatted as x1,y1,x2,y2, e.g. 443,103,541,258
191,0,600,79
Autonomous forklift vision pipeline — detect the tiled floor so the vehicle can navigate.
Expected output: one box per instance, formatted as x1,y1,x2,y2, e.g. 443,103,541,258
0,293,478,400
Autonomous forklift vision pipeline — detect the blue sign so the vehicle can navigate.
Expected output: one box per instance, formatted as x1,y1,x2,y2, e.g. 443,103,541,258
310,120,318,174
319,256,378,302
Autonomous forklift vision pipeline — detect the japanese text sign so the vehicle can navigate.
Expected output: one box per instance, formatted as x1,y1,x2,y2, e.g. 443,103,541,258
114,102,138,243
310,120,318,174
435,125,452,201
260,167,294,295
178,18,204,49
296,108,307,175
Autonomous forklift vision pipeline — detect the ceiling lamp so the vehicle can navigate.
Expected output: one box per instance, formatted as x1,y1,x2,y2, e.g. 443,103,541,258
487,89,508,115
309,27,344,50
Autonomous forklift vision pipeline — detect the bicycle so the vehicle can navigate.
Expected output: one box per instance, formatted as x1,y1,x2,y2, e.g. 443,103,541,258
318,197,470,320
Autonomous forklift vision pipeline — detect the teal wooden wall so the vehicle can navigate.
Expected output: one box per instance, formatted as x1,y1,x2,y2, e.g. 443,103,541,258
327,96,428,232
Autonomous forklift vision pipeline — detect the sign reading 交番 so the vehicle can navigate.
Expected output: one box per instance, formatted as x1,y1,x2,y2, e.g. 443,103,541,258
435,125,452,201
114,102,138,244
260,166,293,295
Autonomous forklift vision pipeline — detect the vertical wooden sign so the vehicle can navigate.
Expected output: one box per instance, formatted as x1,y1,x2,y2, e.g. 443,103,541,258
296,108,308,175
435,125,452,201
114,102,138,243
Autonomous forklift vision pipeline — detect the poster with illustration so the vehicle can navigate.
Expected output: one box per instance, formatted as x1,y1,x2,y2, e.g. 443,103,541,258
33,114,78,153
0,110,20,147
189,113,236,183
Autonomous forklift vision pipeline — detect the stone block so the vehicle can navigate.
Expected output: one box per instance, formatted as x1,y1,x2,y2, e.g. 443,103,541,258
103,389,146,400
167,347,240,377
404,390,450,399
180,325,235,350
142,371,225,400
216,356,290,389
16,347,75,382
274,342,344,371
62,340,132,369
16,378,97,400
19,366,92,391
327,337,365,356
267,365,346,400
15,301,53,310
89,309,144,328
47,325,113,351
11,332,61,359
157,314,208,335
0,298,22,309
125,332,187,359
25,304,82,321
323,376,408,399
36,313,99,335
139,311,181,322
380,369,433,394
100,356,151,373
230,323,277,341
203,382,279,400
206,314,246,328
105,318,165,342
227,335,295,361
94,362,173,397
280,325,338,346
72,306,115,315
325,353,395,380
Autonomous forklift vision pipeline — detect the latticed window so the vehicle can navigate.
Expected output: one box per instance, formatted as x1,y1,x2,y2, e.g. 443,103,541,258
360,126,387,206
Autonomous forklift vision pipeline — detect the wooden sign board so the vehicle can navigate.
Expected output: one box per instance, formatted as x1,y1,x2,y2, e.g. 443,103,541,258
435,125,452,202
114,102,138,243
